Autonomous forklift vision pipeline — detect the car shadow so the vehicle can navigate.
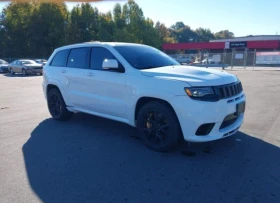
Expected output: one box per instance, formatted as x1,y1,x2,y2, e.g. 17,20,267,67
3,73,42,77
22,113,280,203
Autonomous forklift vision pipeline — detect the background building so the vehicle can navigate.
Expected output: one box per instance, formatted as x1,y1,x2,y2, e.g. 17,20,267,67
163,35,280,66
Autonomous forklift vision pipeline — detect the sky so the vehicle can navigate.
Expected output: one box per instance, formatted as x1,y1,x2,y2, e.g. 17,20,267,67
0,0,279,37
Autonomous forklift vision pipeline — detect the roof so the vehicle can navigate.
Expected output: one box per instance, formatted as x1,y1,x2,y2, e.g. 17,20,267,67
210,35,280,42
57,42,147,51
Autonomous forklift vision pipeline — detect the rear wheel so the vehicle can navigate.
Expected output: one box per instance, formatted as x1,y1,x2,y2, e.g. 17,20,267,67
47,88,73,121
136,101,181,152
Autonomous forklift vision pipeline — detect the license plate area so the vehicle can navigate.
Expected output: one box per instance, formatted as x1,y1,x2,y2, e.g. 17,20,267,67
235,101,245,116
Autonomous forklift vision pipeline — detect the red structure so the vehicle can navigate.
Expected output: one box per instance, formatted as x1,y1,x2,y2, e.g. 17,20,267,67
162,35,280,52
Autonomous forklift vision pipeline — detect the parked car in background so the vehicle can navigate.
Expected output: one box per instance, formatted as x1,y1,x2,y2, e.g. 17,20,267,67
9,59,43,76
0,59,9,73
34,59,47,66
176,56,194,64
202,54,222,64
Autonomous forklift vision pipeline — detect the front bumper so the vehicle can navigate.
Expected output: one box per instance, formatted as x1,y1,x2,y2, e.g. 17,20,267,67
171,93,246,142
26,68,43,74
0,67,9,73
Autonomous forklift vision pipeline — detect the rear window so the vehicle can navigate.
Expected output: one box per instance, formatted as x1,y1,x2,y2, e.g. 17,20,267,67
50,49,69,67
67,47,90,69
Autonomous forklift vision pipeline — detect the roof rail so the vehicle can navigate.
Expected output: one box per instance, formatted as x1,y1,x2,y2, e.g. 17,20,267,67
83,41,101,43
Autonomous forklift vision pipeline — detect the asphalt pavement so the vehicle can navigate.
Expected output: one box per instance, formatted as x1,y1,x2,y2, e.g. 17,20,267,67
0,70,279,203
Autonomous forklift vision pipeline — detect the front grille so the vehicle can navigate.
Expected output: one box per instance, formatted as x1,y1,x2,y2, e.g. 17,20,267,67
33,67,42,69
217,81,243,99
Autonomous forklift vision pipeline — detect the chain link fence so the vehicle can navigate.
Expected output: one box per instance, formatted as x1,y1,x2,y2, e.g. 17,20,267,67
169,50,280,70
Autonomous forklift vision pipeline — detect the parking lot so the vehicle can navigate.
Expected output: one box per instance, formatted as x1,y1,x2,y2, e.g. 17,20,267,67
0,70,280,203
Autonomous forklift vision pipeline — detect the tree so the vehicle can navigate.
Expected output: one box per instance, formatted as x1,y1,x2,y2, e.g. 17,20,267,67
98,11,114,41
214,30,234,39
171,24,197,43
68,3,99,44
195,27,215,42
29,2,68,57
2,2,34,57
113,3,125,30
155,21,175,44
170,21,185,30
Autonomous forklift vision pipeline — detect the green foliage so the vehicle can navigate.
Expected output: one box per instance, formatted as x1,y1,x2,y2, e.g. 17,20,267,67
195,27,215,42
214,30,235,39
0,0,235,58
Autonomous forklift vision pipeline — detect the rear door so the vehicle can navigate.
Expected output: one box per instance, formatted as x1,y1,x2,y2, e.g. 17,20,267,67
62,47,90,109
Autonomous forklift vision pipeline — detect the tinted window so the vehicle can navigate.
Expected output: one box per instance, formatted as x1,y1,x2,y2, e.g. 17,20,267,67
114,45,179,70
21,61,33,65
50,49,69,67
67,47,90,69
90,47,116,70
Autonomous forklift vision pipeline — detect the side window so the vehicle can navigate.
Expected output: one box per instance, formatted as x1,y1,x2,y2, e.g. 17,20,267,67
67,47,90,69
50,49,69,67
90,47,117,70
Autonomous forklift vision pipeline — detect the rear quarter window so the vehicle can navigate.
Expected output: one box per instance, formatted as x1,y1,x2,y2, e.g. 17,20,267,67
50,49,70,67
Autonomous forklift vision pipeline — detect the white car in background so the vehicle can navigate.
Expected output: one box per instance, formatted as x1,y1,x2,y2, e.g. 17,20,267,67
0,59,9,73
202,54,222,64
175,56,194,64
43,42,246,152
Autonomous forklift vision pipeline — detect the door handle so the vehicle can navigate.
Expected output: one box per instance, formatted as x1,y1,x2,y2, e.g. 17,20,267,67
86,72,94,77
61,70,66,73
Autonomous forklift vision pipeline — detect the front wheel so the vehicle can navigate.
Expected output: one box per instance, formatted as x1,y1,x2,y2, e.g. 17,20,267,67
136,101,181,152
47,88,73,121
10,68,15,75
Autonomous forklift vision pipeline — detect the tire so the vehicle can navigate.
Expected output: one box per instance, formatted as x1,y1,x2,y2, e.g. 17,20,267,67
22,69,26,76
10,68,15,75
136,101,181,152
47,88,73,121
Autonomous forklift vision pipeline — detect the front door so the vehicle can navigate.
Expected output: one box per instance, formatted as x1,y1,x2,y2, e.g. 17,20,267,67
83,47,126,118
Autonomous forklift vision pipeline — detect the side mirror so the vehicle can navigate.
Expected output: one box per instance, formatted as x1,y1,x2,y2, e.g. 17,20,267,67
102,59,118,70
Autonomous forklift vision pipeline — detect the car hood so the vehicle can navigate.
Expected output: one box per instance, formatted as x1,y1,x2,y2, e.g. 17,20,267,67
0,64,8,67
140,65,237,86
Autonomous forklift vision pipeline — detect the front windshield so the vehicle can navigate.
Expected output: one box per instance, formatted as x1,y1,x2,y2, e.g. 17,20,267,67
113,45,179,70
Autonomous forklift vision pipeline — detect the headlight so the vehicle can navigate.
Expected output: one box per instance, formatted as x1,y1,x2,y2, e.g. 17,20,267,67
184,87,219,101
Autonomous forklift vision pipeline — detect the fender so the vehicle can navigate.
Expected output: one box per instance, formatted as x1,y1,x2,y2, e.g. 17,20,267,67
126,88,177,126
46,78,72,107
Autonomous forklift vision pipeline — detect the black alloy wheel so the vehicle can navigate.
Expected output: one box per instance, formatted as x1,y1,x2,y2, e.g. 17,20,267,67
137,101,181,152
47,88,73,121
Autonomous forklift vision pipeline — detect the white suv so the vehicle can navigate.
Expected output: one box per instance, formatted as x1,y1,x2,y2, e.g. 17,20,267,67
42,42,246,152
